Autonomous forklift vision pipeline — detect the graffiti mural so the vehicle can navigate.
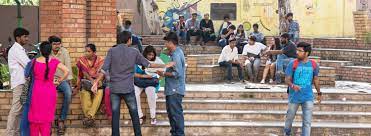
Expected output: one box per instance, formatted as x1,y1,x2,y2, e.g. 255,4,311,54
157,0,203,29
155,0,357,37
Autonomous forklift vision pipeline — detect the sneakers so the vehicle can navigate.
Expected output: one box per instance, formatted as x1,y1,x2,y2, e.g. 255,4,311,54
226,80,235,84
151,118,157,125
269,79,274,84
260,79,265,84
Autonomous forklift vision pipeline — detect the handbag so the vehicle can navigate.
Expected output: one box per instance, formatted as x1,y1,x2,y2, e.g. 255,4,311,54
20,59,35,105
81,79,93,91
134,77,159,88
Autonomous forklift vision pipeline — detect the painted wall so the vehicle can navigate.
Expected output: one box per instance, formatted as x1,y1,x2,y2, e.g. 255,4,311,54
156,0,357,38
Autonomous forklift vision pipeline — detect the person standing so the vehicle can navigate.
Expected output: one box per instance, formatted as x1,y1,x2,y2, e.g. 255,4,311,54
284,42,321,136
48,36,73,135
102,31,173,136
28,41,69,136
157,32,186,136
286,13,300,44
6,27,31,136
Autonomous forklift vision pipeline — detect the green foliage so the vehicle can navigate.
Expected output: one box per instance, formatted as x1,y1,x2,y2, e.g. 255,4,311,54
71,66,78,87
0,0,39,6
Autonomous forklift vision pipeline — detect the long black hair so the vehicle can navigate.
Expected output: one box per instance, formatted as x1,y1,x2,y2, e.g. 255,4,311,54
39,41,52,80
143,45,157,61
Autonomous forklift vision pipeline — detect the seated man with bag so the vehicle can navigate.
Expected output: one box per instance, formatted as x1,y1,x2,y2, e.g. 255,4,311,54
74,44,105,127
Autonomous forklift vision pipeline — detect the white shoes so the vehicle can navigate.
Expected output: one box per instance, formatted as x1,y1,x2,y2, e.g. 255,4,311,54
269,79,274,84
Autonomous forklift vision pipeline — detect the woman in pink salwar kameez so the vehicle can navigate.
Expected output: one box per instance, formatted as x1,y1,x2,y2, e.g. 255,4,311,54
28,41,69,136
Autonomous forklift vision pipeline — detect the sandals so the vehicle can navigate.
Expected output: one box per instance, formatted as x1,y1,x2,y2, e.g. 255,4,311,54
139,116,146,125
83,117,95,128
56,119,66,135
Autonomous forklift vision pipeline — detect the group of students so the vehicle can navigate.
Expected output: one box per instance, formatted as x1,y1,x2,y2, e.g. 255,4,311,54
6,27,186,136
217,33,297,84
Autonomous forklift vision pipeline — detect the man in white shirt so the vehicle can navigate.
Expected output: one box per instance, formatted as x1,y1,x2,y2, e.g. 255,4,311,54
7,28,31,136
242,36,267,82
218,37,244,84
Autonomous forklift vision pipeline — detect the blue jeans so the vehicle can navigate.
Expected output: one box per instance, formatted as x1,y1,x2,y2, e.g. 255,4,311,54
275,54,294,83
132,35,143,53
284,101,314,136
56,80,72,121
166,93,185,136
111,91,141,136
177,31,187,41
219,61,244,81
218,39,227,48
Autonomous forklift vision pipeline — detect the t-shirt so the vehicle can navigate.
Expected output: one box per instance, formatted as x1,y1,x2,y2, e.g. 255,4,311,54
221,28,232,40
282,41,297,58
242,42,266,56
285,60,319,103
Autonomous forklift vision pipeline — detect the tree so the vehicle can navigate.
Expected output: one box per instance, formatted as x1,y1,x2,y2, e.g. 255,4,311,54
278,0,291,35
0,0,39,6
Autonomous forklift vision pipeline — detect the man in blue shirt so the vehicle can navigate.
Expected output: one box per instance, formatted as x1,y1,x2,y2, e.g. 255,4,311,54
286,13,300,44
103,31,173,136
284,42,321,136
157,32,186,136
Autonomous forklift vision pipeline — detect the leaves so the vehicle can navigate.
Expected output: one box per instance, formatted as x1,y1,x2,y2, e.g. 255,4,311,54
0,0,39,6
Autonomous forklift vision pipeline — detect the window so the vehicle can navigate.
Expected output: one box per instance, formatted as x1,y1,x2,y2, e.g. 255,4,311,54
210,3,237,20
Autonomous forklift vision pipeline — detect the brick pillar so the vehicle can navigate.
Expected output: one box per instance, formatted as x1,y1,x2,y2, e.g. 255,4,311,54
61,0,87,62
86,0,117,57
40,0,117,62
353,11,371,42
39,0,63,41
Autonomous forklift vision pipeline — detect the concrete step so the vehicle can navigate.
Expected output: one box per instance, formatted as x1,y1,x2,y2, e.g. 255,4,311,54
155,84,371,101
156,110,371,123
156,99,371,112
337,66,371,83
320,60,354,68
8,121,370,136
312,48,371,66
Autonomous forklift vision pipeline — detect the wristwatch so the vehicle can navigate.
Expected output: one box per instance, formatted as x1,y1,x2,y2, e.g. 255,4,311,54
317,92,322,96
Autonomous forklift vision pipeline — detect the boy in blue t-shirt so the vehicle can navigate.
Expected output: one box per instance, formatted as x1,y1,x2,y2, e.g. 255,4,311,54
284,42,321,136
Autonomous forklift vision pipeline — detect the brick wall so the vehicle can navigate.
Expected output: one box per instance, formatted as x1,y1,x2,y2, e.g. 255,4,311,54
338,66,371,82
39,0,117,62
0,91,151,128
312,49,371,66
353,11,371,42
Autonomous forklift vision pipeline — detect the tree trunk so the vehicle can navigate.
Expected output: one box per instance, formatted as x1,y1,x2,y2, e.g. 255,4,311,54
278,0,291,35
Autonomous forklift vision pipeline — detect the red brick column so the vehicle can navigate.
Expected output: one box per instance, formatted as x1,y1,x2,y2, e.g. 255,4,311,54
39,0,117,62
39,0,63,41
86,0,117,57
61,0,87,61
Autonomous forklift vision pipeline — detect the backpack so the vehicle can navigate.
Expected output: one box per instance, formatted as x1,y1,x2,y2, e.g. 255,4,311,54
287,59,317,93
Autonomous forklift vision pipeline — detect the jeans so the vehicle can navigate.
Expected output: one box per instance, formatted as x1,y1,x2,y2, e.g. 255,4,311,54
132,35,143,53
56,80,72,121
111,91,141,136
186,29,202,42
166,93,185,136
201,32,216,43
219,61,244,81
275,54,294,83
284,101,314,136
177,31,187,41
218,39,227,48
245,58,261,81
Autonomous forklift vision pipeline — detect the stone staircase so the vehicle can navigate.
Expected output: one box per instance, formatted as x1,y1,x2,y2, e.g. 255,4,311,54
0,83,366,135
